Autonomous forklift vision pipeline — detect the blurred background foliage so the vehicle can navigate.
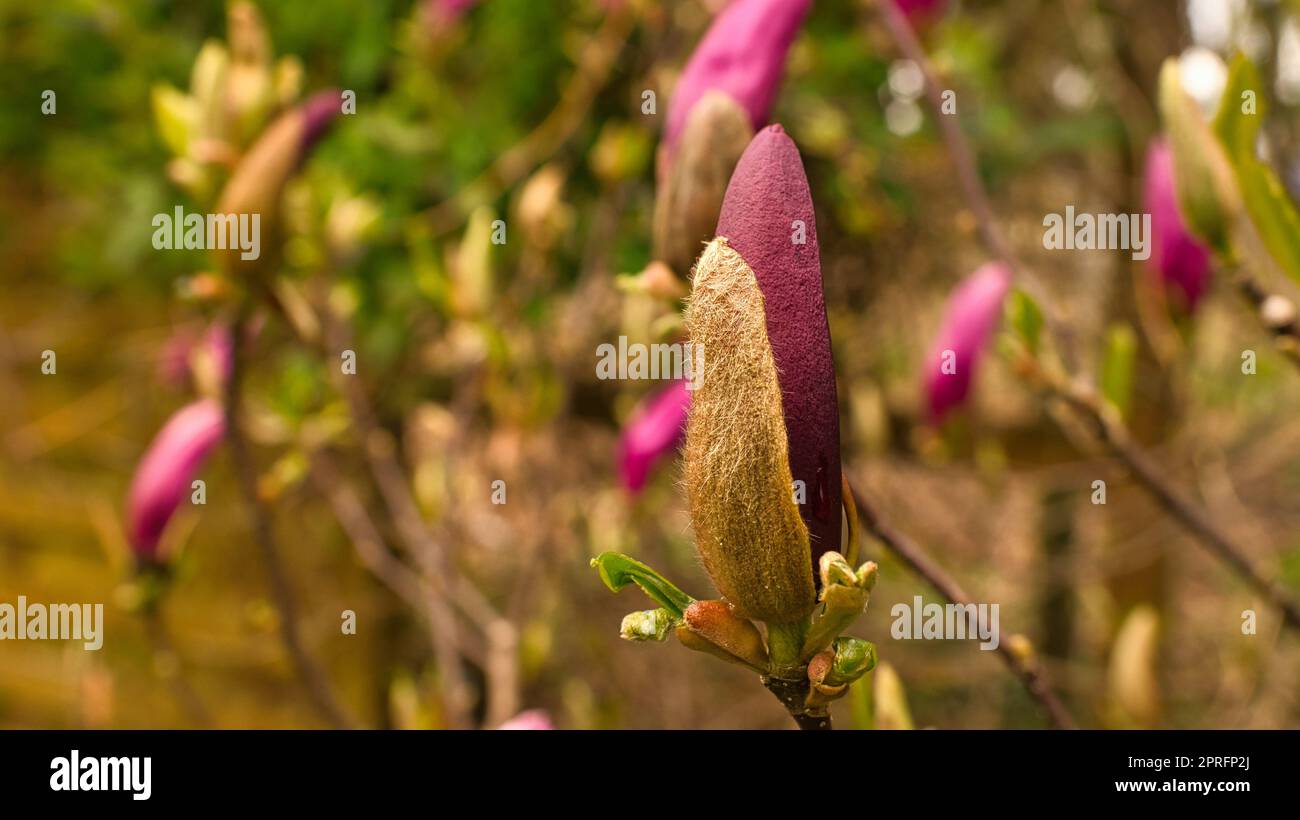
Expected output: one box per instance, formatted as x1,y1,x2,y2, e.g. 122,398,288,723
1,0,1299,728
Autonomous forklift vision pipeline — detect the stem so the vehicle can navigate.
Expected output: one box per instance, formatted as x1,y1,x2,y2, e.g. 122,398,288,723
847,479,1078,729
762,620,830,730
223,309,355,729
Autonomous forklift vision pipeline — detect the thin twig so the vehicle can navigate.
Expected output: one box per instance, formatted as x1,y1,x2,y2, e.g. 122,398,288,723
847,480,1078,729
223,309,355,729
418,5,636,235
871,0,1300,636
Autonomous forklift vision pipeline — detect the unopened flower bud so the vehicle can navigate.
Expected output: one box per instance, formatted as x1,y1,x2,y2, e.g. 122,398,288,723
677,599,769,671
620,608,675,642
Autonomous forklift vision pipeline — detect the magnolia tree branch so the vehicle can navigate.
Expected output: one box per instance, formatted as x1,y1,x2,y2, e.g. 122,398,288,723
223,310,355,729
141,607,212,728
847,480,1077,729
420,4,635,234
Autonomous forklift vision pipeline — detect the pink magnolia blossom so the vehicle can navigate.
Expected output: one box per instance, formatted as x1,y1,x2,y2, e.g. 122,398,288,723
498,709,553,730
664,0,812,153
618,380,692,493
923,263,1012,423
126,399,225,561
1144,139,1212,313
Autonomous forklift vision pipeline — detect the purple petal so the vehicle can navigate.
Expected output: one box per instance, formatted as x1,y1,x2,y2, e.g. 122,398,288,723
619,380,692,493
126,399,225,561
1144,139,1213,313
664,0,811,152
923,263,1012,423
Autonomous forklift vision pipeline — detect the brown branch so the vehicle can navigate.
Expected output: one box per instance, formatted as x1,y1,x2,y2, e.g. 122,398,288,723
847,480,1078,729
223,309,356,729
1035,370,1300,631
141,606,212,727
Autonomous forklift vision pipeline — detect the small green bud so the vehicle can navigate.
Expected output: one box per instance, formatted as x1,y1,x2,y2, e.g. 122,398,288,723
619,608,675,642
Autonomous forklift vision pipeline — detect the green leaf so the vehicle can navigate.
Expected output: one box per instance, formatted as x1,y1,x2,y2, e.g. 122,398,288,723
590,552,694,618
1213,54,1300,285
1100,323,1137,420
1006,288,1044,356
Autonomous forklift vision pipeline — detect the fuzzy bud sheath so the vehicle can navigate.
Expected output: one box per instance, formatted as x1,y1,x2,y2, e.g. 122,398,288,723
683,124,840,623
923,262,1011,423
664,0,811,155
653,91,754,276
126,398,225,562
214,89,342,277
618,379,692,493
1143,139,1212,313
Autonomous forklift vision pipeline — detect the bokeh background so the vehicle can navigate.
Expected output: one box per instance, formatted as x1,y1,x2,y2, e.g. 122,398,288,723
2,0,1299,729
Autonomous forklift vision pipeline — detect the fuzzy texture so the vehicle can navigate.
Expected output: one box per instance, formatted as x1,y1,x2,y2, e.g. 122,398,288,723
654,91,754,275
716,124,841,565
684,237,815,623
618,379,692,493
1144,139,1212,312
923,262,1012,422
126,399,225,561
664,0,811,153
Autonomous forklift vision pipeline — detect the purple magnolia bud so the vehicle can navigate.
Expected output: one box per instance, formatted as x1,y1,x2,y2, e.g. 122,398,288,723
923,263,1012,423
126,399,225,562
664,0,811,154
1144,139,1212,313
716,124,841,564
893,0,947,26
618,379,692,493
497,709,553,730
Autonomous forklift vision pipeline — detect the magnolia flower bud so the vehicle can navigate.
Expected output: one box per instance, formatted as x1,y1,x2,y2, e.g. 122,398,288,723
684,125,840,623
664,0,811,153
618,379,691,493
126,399,225,562
214,89,343,277
1157,59,1240,253
653,91,754,276
923,262,1012,423
679,599,769,671
1143,139,1212,313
